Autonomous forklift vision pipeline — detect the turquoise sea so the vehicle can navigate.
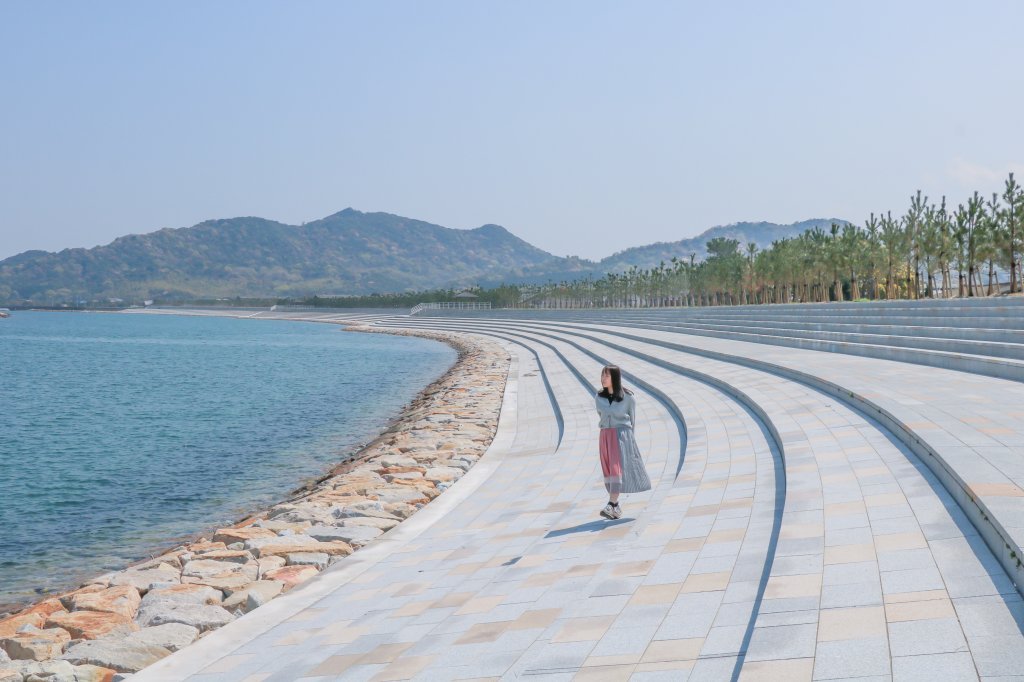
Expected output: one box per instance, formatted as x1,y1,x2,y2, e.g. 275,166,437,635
0,311,455,614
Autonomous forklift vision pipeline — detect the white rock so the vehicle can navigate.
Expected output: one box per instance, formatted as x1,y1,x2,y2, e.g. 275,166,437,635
285,553,329,570
181,560,256,581
305,525,383,547
424,466,463,483
61,637,170,673
125,623,199,652
134,602,234,633
140,585,222,608
377,455,419,468
369,488,427,504
342,516,400,531
10,659,76,681
104,564,181,593
222,581,283,613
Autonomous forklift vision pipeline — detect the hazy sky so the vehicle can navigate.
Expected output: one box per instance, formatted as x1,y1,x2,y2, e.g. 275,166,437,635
1,1,1022,261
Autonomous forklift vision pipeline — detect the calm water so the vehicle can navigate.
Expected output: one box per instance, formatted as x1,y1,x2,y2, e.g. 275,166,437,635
0,312,455,613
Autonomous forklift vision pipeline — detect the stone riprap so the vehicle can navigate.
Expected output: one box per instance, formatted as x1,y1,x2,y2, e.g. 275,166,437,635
0,317,508,681
128,302,1024,681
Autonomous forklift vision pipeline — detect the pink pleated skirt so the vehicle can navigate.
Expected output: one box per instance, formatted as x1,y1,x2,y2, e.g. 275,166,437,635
599,427,652,495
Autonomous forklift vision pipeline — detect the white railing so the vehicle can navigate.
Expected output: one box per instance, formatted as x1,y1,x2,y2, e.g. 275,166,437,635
410,302,492,315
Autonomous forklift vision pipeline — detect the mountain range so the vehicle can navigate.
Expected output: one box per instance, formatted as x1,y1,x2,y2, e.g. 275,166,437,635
0,210,845,303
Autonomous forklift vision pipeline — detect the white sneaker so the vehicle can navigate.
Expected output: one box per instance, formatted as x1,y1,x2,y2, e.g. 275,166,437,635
600,503,622,520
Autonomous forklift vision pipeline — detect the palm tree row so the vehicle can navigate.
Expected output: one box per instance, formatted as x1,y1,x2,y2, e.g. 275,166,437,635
517,172,1023,308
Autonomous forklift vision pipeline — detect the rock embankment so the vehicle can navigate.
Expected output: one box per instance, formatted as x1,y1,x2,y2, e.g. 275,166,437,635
0,327,509,681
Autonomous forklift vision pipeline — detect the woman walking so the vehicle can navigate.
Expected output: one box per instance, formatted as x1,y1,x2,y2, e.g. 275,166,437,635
596,364,651,519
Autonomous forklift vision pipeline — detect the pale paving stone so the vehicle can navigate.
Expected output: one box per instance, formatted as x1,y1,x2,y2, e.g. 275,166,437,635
127,312,1024,681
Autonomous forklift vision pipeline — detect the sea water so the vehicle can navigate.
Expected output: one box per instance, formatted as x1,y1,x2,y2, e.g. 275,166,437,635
0,311,456,612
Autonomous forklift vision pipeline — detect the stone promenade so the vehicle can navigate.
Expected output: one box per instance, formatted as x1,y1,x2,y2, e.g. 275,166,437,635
136,301,1024,681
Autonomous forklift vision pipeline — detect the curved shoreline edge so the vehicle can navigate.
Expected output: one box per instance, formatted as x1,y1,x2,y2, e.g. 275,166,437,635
0,321,511,681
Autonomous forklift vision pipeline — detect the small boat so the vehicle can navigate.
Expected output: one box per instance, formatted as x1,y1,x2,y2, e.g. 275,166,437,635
0,309,10,318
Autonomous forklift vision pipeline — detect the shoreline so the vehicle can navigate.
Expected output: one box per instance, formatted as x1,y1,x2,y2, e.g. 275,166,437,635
0,321,511,680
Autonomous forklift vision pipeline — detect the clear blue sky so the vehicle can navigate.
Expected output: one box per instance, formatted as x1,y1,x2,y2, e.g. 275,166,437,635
1,1,1022,261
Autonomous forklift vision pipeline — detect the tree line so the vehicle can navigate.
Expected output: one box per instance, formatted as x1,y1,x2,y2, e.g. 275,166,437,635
516,173,1022,308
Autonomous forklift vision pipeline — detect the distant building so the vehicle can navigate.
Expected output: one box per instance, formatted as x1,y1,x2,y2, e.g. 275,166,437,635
454,291,479,299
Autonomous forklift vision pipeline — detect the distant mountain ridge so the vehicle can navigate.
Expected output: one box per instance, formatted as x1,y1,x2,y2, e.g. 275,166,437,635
0,211,847,303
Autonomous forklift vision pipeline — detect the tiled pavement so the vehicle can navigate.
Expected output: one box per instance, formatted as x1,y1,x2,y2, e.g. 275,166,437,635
136,310,1024,681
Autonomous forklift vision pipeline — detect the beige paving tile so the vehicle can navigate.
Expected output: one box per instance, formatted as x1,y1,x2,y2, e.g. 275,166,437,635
305,655,366,675
509,608,562,630
681,571,731,593
448,561,488,576
524,571,564,587
392,599,435,617
874,531,928,551
641,638,704,662
517,554,552,568
567,563,602,576
707,528,746,543
455,621,510,644
687,504,720,517
361,643,414,664
765,574,822,599
434,591,476,608
665,537,705,553
969,482,1024,497
818,606,886,641
629,583,682,605
551,615,617,642
392,582,427,597
612,560,655,577
456,595,505,615
824,501,866,516
864,492,907,507
320,623,370,645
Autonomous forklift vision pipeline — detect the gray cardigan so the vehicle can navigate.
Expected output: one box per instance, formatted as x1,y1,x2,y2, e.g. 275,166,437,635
596,391,636,429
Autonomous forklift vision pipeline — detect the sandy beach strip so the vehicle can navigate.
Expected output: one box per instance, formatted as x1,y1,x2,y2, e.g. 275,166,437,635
0,323,510,680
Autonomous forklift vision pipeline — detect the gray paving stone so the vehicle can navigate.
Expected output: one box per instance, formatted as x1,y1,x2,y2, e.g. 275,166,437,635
888,618,970,657
813,636,891,679
743,623,818,662
891,651,977,681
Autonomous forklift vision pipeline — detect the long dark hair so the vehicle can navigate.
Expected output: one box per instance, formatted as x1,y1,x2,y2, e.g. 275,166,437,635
598,364,630,402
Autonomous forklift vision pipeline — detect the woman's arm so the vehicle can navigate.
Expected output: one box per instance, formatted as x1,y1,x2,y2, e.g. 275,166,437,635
628,393,636,427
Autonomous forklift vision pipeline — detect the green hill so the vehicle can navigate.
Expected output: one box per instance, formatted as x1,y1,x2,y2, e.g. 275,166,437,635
0,209,560,303
0,212,848,304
